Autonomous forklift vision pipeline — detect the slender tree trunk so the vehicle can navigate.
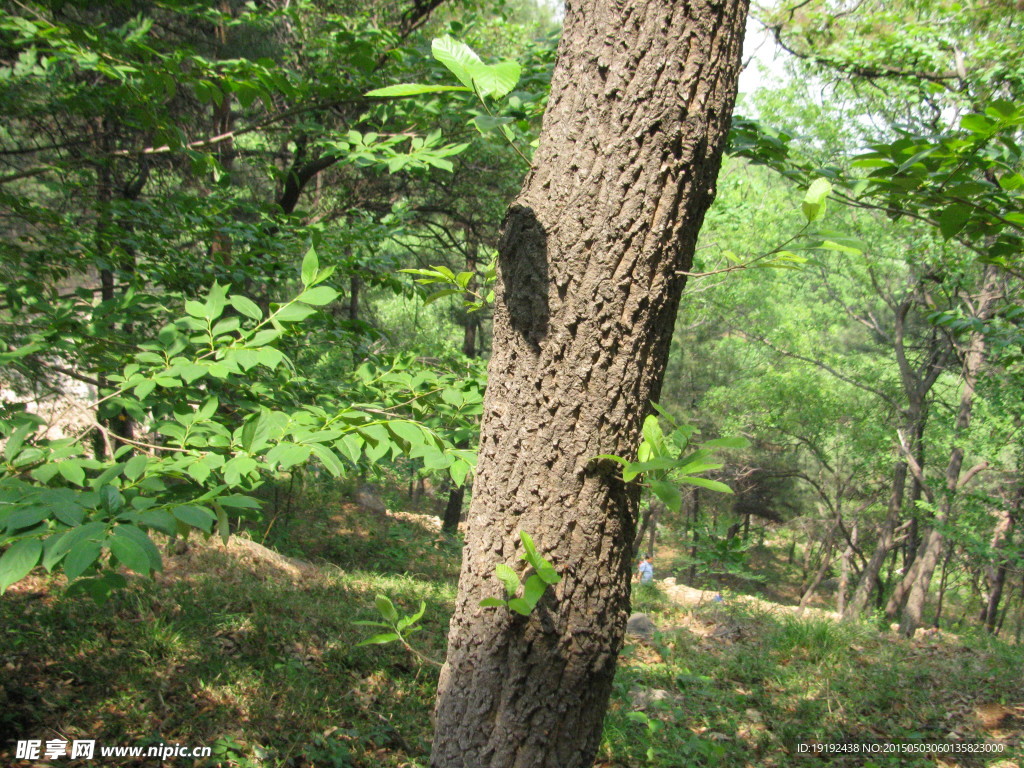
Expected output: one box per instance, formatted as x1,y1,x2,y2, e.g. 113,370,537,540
903,421,926,570
441,235,481,533
349,275,361,323
431,0,748,763
846,287,947,619
894,265,1000,635
981,501,1017,632
799,532,834,611
837,521,857,616
442,485,465,534
688,489,701,584
845,462,906,617
632,504,654,559
933,546,955,628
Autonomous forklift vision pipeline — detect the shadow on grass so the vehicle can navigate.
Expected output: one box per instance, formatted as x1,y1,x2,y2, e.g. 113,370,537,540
0,540,455,768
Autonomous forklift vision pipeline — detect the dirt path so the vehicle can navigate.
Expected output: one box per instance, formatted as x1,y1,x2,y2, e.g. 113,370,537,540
658,577,841,623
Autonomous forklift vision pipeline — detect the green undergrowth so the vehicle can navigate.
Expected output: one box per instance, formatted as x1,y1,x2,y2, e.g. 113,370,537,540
2,495,1022,768
603,585,1024,768
1,486,454,768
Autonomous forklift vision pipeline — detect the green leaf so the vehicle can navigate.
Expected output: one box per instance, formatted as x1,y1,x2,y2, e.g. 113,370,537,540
205,282,227,321
679,476,734,494
519,530,539,565
57,461,86,486
366,83,471,97
622,457,680,482
111,525,162,573
593,453,630,467
674,460,723,476
473,115,514,134
449,458,471,486
495,563,521,597
107,533,150,575
387,420,424,448
467,60,521,99
265,442,312,470
478,597,507,608
139,509,177,535
960,113,993,134
375,594,399,623
938,203,971,239
3,423,33,461
51,522,106,559
301,248,319,286
817,240,863,256
6,506,48,532
256,347,285,369
229,294,262,320
396,601,426,631
507,597,532,616
0,538,43,592
123,454,148,481
274,302,317,322
186,461,211,484
524,573,548,602
217,495,261,510
641,415,664,453
431,36,483,90
535,560,560,586
356,632,400,646
100,484,124,513
308,443,344,477
649,479,682,513
217,507,230,545
298,286,339,306
336,434,363,465
250,329,282,346
63,539,101,580
440,388,465,407
172,505,215,532
423,289,461,305
801,178,831,222
522,574,546,608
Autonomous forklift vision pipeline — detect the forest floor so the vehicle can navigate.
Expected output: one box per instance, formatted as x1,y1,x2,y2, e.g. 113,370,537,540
1,483,1022,768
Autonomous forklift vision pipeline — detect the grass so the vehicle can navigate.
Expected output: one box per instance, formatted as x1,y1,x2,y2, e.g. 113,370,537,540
604,586,1023,768
2,483,1022,767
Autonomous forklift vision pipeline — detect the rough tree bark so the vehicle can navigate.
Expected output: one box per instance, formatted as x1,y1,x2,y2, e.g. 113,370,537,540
430,0,748,765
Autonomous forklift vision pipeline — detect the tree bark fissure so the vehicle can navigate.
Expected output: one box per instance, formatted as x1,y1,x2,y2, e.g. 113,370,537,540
431,1,749,765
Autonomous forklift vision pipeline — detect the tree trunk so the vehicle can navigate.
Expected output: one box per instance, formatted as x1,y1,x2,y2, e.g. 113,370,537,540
799,529,834,611
688,488,701,584
933,545,955,627
844,462,907,617
981,500,1017,632
632,502,661,560
845,285,947,619
836,520,857,616
442,484,465,534
893,265,1000,635
430,0,748,764
441,234,481,533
